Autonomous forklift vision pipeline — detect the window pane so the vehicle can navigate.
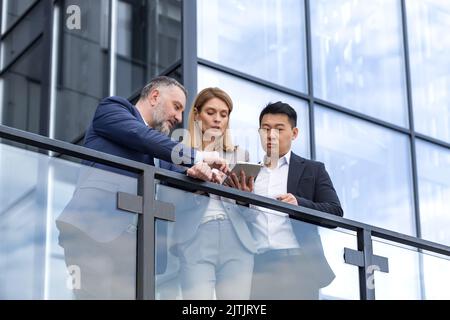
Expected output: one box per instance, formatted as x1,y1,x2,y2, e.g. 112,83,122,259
2,0,37,32
315,106,415,235
407,1,450,143
198,65,310,162
373,238,450,300
115,0,182,97
311,0,408,127
1,0,44,69
416,140,450,246
1,38,43,134
0,143,138,299
198,0,307,93
54,0,110,142
372,239,422,299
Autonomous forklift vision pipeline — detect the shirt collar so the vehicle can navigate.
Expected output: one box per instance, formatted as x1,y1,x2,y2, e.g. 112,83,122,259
283,150,292,165
132,103,149,127
138,110,149,127
263,150,292,169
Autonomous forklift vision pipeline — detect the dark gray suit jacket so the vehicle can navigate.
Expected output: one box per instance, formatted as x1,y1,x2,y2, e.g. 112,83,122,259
287,152,343,288
57,96,190,242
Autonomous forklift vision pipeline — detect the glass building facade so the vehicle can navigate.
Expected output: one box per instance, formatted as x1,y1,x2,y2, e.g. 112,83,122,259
194,0,450,246
0,0,449,299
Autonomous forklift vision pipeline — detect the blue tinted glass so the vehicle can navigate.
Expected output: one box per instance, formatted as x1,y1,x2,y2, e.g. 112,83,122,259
198,65,310,162
372,239,422,299
0,143,138,299
407,0,450,143
416,140,450,246
315,106,415,235
198,0,307,92
373,238,450,299
310,0,408,127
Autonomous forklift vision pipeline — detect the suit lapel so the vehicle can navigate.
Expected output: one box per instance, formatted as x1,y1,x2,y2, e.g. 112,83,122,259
287,152,306,194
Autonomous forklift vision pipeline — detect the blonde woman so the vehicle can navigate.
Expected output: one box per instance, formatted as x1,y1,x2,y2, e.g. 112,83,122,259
163,87,256,299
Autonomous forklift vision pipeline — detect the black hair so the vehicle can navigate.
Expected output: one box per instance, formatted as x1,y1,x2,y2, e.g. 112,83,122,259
259,101,297,128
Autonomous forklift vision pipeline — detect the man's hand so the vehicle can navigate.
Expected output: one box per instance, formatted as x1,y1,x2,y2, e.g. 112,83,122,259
276,193,298,205
201,152,230,174
187,162,213,182
224,170,254,192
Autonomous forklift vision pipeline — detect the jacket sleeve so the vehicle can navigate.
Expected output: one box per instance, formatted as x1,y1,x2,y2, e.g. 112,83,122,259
294,163,344,217
159,160,188,174
92,99,196,166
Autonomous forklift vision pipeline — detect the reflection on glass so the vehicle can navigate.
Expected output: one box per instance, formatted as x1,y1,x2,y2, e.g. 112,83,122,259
422,251,450,300
416,140,450,246
315,106,415,235
0,143,138,299
373,237,450,300
372,239,422,299
115,0,182,97
1,0,43,69
310,0,408,127
155,184,359,300
198,65,310,162
54,0,110,142
318,228,359,300
407,1,450,143
2,0,38,34
1,39,43,134
198,0,307,92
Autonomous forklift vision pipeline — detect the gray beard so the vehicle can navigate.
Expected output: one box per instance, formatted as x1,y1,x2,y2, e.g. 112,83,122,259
151,103,171,135
153,122,171,135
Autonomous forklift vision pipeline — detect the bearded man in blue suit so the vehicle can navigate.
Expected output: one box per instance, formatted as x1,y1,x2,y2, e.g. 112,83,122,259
56,76,227,299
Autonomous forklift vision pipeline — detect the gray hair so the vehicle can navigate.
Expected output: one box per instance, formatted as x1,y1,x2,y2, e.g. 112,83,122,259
139,76,187,100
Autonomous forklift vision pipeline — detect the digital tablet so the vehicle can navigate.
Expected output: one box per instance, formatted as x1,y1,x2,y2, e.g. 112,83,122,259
223,161,263,184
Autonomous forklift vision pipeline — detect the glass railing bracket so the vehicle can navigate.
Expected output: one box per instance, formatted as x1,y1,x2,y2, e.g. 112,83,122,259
153,200,175,222
117,192,143,214
344,247,389,273
117,192,175,222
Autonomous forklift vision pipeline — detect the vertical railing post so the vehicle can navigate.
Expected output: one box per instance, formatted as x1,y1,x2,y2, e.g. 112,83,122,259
136,166,156,300
357,229,375,300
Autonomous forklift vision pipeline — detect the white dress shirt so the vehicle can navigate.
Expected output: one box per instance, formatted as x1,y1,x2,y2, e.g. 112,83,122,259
140,116,163,168
252,150,300,252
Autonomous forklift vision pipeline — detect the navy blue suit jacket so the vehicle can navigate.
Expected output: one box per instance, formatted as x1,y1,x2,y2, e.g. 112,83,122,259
57,96,192,275
83,96,194,175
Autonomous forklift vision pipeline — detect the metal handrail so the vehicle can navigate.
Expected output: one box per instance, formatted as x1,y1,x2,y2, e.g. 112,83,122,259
1,124,449,257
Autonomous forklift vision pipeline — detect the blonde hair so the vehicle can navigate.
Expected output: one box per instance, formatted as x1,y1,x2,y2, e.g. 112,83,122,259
186,87,236,152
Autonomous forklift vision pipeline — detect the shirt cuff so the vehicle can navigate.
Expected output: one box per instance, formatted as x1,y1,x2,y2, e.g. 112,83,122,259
194,151,220,164
194,151,203,164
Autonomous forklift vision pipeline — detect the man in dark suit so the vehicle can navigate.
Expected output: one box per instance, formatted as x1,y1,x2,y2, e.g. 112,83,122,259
243,102,343,299
56,76,228,299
